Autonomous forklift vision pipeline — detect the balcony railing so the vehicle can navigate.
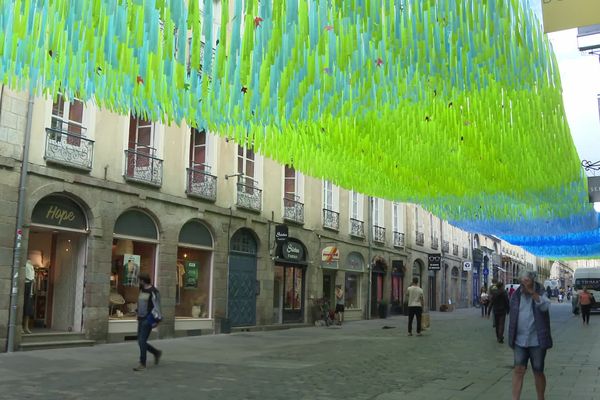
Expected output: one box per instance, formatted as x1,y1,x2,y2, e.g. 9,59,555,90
431,237,439,250
283,195,304,224
416,231,424,246
236,177,262,212
462,247,469,258
186,165,217,201
350,218,365,238
45,127,94,171
323,208,340,231
373,226,386,243
442,240,450,253
453,244,459,256
124,149,163,186
393,231,405,247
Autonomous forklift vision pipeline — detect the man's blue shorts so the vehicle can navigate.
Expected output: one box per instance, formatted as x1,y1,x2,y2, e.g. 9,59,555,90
513,345,547,373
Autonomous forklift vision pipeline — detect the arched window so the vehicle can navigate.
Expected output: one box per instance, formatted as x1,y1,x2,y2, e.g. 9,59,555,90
230,228,257,254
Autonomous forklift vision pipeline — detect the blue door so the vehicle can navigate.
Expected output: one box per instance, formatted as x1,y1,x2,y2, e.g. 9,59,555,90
228,229,258,327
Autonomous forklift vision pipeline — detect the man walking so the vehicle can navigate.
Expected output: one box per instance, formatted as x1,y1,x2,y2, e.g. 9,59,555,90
491,281,509,343
405,277,424,336
508,270,551,400
133,272,163,371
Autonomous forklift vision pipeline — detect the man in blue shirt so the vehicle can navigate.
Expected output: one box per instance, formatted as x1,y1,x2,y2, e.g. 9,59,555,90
508,270,552,400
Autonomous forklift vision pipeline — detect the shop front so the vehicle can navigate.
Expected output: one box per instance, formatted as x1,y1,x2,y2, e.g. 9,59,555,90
25,194,89,333
390,260,405,315
273,238,307,324
109,209,159,336
320,249,366,321
175,219,213,334
370,256,387,318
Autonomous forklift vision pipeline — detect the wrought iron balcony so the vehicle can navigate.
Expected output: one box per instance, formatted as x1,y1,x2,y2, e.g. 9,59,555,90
373,226,386,243
442,240,450,253
124,149,163,186
431,237,439,250
283,195,304,224
453,244,459,256
416,231,424,246
236,177,262,212
350,218,365,238
186,165,217,201
462,247,469,258
393,231,405,247
323,208,340,231
45,127,94,171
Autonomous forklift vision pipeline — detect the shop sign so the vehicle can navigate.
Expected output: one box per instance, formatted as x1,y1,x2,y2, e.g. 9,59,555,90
31,195,87,230
185,261,199,288
428,254,441,271
463,261,472,271
321,246,340,263
283,240,304,261
275,224,289,243
588,176,600,203
542,0,600,33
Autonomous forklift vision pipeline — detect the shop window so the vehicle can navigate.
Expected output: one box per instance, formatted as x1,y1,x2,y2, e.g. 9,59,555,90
345,273,360,309
284,267,303,310
176,247,211,318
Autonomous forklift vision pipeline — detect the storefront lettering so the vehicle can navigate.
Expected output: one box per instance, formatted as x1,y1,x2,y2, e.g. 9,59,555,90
287,243,300,254
45,205,76,225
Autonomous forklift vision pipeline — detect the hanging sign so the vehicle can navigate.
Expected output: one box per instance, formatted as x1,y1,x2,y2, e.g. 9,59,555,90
428,254,441,271
542,0,600,33
588,176,600,203
463,261,472,271
185,261,199,288
275,224,289,243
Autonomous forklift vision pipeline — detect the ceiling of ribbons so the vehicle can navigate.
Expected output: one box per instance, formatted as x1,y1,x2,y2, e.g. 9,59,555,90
0,0,597,257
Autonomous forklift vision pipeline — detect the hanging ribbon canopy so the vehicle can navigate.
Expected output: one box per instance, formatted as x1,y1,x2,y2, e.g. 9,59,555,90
0,0,594,240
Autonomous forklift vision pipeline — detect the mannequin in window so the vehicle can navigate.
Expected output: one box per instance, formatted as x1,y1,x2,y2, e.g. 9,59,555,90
22,260,35,334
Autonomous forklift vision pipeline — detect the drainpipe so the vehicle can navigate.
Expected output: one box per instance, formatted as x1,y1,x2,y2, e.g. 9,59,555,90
366,196,373,320
7,92,34,352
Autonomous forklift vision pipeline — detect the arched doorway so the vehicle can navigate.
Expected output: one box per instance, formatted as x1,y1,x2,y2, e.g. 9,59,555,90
26,194,89,332
176,220,213,319
371,256,387,317
111,209,159,322
273,238,307,324
228,229,258,327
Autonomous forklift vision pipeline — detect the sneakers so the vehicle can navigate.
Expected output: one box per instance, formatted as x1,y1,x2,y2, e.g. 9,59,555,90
133,364,146,371
407,332,413,336
154,350,162,365
416,333,422,336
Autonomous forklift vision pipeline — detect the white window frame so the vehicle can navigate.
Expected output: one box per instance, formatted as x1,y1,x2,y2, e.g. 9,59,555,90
350,191,364,221
372,198,384,227
322,180,339,212
393,202,404,233
283,165,304,202
49,94,92,137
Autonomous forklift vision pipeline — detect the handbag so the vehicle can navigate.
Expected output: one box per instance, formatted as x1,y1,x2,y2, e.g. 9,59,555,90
146,313,159,327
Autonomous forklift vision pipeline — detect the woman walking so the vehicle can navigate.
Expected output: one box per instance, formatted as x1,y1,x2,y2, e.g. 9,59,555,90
479,287,489,318
578,287,594,325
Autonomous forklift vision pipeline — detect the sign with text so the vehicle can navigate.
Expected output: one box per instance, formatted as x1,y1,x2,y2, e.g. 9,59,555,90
184,261,199,288
588,176,600,203
282,240,305,261
321,246,340,263
31,195,87,230
428,254,441,271
275,224,289,243
542,0,600,33
463,261,472,271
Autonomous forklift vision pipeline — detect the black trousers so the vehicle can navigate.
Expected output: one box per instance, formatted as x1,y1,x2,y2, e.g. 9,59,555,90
408,306,422,333
581,304,591,324
494,312,506,341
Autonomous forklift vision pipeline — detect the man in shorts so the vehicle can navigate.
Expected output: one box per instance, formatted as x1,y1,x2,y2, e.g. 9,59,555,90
334,285,345,326
508,270,552,400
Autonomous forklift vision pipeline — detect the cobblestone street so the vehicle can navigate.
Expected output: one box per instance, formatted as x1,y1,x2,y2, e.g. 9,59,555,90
1,304,597,400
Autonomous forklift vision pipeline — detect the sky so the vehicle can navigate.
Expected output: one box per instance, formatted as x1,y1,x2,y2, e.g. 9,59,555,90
531,1,600,172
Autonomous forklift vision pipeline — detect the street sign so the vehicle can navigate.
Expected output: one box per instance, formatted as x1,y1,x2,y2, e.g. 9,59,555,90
428,254,441,271
463,261,472,271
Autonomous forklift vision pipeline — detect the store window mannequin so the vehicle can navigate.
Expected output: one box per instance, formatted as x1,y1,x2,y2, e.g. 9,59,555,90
22,259,35,334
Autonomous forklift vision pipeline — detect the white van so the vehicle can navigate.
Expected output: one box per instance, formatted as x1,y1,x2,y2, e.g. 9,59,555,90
572,268,600,314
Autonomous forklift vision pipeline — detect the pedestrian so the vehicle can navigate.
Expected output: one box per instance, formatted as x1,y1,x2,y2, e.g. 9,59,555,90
133,272,163,371
509,285,516,298
488,278,498,320
508,270,552,400
334,285,345,326
479,286,489,318
491,281,509,343
577,286,593,325
405,276,424,336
